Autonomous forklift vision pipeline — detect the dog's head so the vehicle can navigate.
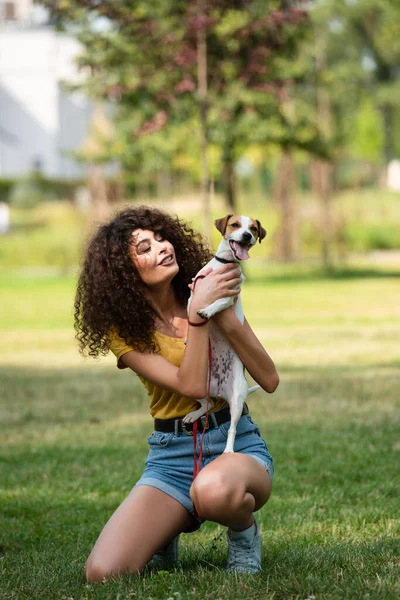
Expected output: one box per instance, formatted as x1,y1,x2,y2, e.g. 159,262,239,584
214,214,267,261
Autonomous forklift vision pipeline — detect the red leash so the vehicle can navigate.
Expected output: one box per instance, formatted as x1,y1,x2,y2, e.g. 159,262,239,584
192,338,212,520
193,339,212,479
189,273,213,481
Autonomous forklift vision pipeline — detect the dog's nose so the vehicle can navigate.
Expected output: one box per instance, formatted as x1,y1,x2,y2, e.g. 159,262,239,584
241,231,252,242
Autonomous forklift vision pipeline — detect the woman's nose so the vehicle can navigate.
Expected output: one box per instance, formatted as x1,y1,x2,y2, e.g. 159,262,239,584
158,240,169,254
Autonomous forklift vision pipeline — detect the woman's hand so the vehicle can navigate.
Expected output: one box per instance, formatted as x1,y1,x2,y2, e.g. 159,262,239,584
189,264,241,316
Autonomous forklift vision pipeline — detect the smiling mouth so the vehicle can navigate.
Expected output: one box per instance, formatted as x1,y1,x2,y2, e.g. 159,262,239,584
229,240,252,261
159,254,175,266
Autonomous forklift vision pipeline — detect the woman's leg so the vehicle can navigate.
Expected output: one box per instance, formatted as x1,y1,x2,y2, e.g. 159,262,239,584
85,485,195,582
189,453,271,531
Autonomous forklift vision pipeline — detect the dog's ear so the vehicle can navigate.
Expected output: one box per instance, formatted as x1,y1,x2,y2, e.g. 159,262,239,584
256,220,267,243
214,215,233,236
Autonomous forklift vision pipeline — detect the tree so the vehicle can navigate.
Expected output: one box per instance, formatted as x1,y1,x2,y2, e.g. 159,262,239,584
299,0,400,265
309,0,400,164
46,0,308,225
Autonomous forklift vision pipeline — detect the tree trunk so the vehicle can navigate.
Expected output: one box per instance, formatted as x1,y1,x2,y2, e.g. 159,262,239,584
382,104,394,164
88,164,110,223
273,149,298,262
320,160,334,269
197,20,211,242
223,156,237,214
311,159,334,268
314,30,334,268
156,170,172,198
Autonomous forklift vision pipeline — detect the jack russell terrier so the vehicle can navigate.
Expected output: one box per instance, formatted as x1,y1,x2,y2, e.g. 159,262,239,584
184,214,267,453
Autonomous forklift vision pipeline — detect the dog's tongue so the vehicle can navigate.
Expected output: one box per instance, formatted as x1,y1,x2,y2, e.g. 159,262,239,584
231,241,250,260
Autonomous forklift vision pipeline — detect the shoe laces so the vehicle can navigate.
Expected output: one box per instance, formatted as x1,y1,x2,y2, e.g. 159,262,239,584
227,525,259,569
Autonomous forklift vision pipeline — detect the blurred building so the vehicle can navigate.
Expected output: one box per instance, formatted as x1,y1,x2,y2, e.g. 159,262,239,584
0,0,92,178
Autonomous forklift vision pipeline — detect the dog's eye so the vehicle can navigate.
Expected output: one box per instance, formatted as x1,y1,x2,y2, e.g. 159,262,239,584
231,223,240,228
250,226,258,233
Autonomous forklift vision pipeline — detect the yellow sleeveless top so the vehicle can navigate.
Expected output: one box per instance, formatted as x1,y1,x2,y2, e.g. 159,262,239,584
109,330,227,420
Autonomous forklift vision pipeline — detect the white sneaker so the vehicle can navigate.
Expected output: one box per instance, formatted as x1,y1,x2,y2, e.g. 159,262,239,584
147,535,179,568
226,519,261,574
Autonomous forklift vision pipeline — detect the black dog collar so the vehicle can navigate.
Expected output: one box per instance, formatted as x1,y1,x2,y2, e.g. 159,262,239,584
215,255,237,264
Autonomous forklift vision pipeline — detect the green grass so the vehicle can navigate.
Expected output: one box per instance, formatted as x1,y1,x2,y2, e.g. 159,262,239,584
1,272,400,599
0,203,86,270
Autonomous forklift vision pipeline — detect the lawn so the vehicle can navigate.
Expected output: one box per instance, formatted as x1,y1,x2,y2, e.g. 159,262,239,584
0,269,399,600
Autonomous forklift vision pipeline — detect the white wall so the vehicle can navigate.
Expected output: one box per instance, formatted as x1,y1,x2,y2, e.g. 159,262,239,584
0,26,92,178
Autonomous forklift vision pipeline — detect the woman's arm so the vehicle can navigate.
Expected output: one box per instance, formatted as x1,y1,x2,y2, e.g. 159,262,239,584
211,308,279,393
121,264,241,399
120,337,208,399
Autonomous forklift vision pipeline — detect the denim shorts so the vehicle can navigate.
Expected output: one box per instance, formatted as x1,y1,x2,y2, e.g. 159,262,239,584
135,413,274,528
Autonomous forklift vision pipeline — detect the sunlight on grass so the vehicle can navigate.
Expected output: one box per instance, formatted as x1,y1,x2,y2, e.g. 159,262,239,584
1,273,399,600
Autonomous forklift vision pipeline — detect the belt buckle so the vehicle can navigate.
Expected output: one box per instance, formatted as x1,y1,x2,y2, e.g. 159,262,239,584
200,415,209,430
181,420,194,436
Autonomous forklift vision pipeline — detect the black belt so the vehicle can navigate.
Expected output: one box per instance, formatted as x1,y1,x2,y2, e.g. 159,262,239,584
154,403,249,435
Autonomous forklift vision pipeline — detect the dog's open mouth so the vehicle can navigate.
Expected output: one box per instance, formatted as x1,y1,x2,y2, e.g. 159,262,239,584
229,240,251,261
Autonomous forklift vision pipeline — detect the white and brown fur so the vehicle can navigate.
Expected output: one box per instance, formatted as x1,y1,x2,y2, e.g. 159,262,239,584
184,215,267,453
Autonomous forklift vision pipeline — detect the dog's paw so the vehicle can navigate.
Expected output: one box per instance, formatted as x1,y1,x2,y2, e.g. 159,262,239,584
182,412,199,424
197,308,212,320
197,298,232,320
223,447,235,454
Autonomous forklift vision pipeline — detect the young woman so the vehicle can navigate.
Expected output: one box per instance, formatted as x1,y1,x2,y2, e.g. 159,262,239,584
74,205,279,581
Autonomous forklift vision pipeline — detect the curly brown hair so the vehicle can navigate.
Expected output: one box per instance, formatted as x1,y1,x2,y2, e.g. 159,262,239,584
74,205,212,357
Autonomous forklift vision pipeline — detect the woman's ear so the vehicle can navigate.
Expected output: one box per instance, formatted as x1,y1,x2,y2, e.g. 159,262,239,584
214,215,233,236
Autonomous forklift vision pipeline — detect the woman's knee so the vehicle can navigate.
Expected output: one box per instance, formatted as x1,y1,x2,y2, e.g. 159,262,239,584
85,552,142,582
85,555,110,583
190,471,246,520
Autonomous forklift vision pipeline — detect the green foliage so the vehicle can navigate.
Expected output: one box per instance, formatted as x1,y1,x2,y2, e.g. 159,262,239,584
308,0,400,163
1,188,400,272
348,222,400,251
0,178,15,204
41,0,400,210
350,99,385,163
0,202,86,270
0,175,86,206
44,0,313,191
9,179,48,209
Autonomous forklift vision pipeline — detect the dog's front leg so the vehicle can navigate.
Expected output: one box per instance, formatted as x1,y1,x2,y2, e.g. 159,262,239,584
197,297,234,320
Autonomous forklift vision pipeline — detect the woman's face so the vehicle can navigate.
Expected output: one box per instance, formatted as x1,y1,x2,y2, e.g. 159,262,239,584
130,229,179,287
